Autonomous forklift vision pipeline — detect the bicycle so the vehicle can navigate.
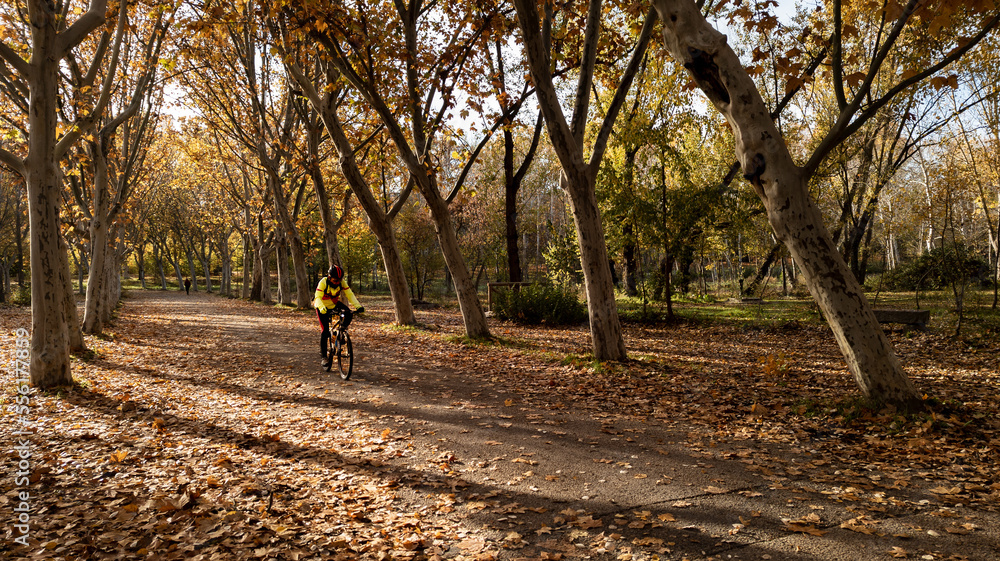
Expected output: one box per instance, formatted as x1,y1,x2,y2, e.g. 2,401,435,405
324,310,354,380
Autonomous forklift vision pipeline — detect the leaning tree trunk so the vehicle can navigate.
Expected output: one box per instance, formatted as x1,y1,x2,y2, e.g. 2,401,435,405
652,0,919,407
310,97,417,324
420,174,490,338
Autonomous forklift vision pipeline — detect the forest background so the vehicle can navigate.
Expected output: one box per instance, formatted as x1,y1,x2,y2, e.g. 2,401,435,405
1,0,1000,404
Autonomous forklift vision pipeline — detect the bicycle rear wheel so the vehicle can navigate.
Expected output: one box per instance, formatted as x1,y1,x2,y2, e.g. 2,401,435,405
334,331,353,380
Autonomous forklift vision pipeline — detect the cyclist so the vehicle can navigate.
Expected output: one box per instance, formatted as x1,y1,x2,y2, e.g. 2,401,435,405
315,265,364,366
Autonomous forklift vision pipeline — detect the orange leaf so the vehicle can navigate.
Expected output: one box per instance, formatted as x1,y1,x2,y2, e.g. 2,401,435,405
845,72,866,89
575,515,603,529
782,522,827,536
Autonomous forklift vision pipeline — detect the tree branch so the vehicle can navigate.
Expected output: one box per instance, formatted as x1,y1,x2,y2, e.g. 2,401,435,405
0,40,30,77
807,9,1000,175
56,0,109,56
589,7,657,172
571,0,604,144
0,147,25,176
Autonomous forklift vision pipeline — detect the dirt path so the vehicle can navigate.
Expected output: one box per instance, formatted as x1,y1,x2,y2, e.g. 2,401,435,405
2,289,998,560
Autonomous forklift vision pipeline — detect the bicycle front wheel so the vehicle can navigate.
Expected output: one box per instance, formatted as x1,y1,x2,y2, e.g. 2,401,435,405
335,331,353,380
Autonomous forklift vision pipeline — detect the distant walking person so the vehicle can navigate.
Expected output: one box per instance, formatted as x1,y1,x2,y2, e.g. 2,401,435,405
314,265,364,366
184,278,191,295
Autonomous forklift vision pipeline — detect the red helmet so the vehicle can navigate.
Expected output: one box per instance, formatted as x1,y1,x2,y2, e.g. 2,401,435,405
327,265,344,280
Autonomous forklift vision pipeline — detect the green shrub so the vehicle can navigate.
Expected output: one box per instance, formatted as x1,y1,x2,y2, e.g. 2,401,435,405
542,226,583,286
12,286,30,306
883,244,990,290
491,283,588,325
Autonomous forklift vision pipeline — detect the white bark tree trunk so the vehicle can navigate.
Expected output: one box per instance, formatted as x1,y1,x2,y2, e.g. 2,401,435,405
652,0,919,406
562,172,627,360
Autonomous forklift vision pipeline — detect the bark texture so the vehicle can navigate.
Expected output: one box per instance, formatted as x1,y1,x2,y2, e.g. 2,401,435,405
652,0,918,406
18,1,109,387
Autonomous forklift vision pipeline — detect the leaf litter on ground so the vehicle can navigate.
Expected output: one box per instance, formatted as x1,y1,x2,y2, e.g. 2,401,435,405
1,291,999,560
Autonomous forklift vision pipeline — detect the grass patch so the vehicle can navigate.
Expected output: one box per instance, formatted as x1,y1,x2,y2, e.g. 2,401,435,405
72,348,100,361
446,334,535,350
445,334,495,347
380,322,431,335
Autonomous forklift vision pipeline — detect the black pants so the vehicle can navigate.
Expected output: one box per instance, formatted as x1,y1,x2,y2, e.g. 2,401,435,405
317,301,352,357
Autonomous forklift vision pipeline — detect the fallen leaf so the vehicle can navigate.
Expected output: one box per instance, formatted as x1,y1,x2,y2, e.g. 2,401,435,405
782,522,827,536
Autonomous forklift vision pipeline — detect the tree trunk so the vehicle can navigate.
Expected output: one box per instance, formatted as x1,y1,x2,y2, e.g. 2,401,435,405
71,247,84,295
268,175,311,308
200,243,212,293
275,227,290,305
652,0,918,407
623,224,638,296
0,258,9,303
167,243,185,289
502,125,524,283
242,233,252,299
664,253,674,319
255,241,273,304
563,171,627,360
83,143,112,334
185,247,198,291
420,173,490,337
26,33,73,387
99,241,121,326
219,235,232,297
511,0,650,361
504,138,523,284
136,244,146,289
745,242,782,297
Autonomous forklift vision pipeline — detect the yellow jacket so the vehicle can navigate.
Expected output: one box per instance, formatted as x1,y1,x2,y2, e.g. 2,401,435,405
314,277,361,312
